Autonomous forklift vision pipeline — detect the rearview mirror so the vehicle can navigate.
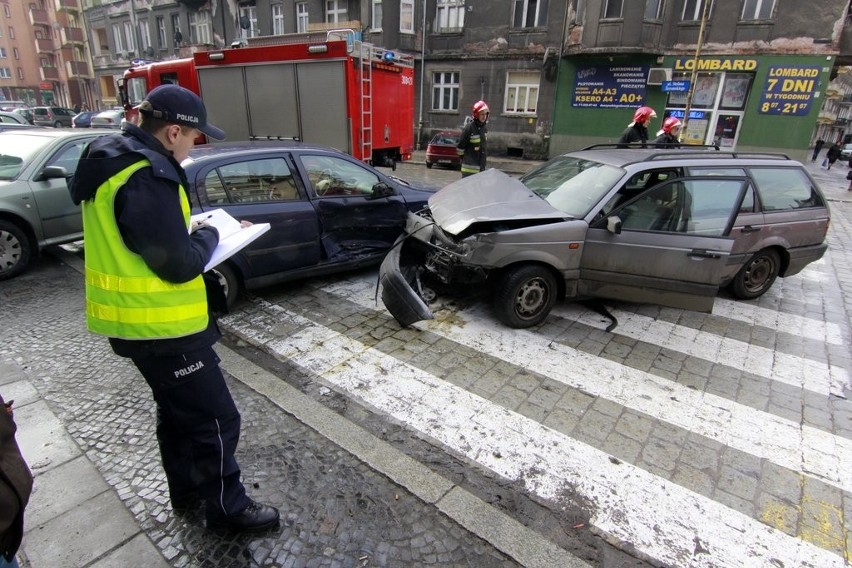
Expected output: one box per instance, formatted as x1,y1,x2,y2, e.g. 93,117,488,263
40,165,69,180
607,215,622,235
370,181,395,199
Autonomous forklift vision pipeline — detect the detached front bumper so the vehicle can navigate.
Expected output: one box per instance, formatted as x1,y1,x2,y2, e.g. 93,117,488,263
379,234,434,327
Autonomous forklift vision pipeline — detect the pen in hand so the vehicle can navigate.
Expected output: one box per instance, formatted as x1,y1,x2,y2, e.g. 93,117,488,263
191,214,213,232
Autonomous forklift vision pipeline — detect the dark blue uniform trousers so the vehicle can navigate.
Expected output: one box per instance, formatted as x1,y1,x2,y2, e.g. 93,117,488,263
132,347,250,518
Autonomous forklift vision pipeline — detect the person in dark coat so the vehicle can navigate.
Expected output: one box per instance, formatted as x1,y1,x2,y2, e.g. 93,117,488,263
811,138,825,161
826,142,842,169
617,106,657,148
0,395,32,568
653,117,682,149
457,100,489,177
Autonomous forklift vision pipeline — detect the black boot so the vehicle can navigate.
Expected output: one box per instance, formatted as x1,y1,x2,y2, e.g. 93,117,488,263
206,500,280,532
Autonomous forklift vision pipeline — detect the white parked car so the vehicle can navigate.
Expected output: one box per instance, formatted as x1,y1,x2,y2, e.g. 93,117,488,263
90,109,126,129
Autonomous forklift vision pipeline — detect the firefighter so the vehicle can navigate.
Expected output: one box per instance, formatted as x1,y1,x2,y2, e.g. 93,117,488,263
617,106,657,148
457,100,489,177
653,117,682,148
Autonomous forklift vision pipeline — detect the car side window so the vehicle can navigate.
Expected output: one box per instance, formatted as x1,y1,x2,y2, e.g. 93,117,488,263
616,178,744,236
300,154,380,198
600,168,681,217
210,158,298,203
749,167,825,211
687,167,754,213
45,140,89,176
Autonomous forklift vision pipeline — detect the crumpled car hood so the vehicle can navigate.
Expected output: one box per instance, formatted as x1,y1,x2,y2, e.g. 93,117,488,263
427,169,565,235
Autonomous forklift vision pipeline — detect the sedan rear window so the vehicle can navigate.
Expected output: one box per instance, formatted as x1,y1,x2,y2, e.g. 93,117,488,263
521,156,624,217
749,168,824,211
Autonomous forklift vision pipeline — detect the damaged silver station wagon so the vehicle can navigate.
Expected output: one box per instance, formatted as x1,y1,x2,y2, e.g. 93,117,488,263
379,148,830,329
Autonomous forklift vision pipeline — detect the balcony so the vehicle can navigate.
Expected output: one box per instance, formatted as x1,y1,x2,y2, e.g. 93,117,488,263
59,26,85,46
40,66,60,81
65,60,91,78
55,0,80,12
29,8,50,27
35,37,55,54
817,110,838,124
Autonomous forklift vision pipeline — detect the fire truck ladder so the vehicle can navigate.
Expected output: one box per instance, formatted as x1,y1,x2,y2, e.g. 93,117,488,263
357,41,373,163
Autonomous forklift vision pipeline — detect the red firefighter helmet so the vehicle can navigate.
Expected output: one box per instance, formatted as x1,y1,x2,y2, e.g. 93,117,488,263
633,106,657,124
661,117,682,134
472,100,490,118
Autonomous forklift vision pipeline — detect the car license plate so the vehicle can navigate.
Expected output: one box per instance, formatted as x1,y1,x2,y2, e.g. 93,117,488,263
438,159,452,163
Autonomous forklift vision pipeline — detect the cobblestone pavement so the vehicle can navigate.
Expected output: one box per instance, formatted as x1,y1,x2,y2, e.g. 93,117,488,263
2,155,852,567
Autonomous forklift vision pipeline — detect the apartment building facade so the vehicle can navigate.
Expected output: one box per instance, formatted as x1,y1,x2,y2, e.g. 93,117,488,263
0,0,94,110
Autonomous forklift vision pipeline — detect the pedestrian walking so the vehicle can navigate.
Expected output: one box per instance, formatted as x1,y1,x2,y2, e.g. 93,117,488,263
825,141,842,169
69,84,279,533
457,100,489,177
653,117,682,149
617,106,657,148
0,395,33,568
811,138,825,161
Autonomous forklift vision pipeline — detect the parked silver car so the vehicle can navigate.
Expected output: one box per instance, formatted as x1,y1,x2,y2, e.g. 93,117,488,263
380,147,830,328
0,129,108,279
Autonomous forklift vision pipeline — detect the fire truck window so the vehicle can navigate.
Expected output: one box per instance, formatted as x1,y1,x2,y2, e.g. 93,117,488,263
300,154,380,198
214,158,297,203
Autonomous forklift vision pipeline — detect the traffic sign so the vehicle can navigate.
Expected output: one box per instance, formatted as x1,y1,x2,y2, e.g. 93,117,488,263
661,80,690,92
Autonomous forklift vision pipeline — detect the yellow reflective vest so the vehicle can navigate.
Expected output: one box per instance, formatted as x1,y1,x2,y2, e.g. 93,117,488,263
82,159,208,340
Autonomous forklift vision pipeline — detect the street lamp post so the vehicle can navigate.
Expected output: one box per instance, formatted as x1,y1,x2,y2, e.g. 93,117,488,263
680,0,711,144
416,0,426,150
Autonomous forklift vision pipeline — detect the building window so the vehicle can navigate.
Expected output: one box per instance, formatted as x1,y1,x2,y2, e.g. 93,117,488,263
296,2,309,32
239,4,258,38
0,68,11,79
123,21,136,52
17,67,22,79
645,0,663,20
171,14,182,45
504,70,540,114
189,10,212,45
514,0,548,27
432,71,459,111
435,0,464,32
325,0,346,24
156,16,166,47
139,20,150,52
112,23,124,52
272,4,285,35
0,48,6,58
602,0,622,18
3,5,9,17
371,0,382,30
682,0,712,20
13,47,18,59
741,0,774,19
400,0,414,33
7,26,12,39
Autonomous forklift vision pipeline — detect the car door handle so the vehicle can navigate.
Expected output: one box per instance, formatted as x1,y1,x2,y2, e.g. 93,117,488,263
740,225,761,233
688,249,722,259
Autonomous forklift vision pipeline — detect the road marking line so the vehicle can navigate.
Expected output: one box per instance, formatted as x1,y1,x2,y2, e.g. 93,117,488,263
307,276,852,494
711,296,844,346
551,303,847,398
221,299,847,568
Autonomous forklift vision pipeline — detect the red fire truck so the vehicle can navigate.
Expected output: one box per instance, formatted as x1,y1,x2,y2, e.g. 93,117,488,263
118,31,414,168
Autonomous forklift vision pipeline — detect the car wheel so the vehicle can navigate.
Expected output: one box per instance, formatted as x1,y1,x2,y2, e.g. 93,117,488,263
210,263,240,310
0,220,32,281
425,161,433,169
493,265,557,328
730,248,780,300
53,121,62,128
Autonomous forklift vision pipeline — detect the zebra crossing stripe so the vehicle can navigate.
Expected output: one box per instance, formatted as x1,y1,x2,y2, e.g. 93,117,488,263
710,297,844,346
551,303,847,398
312,277,852,494
222,297,847,568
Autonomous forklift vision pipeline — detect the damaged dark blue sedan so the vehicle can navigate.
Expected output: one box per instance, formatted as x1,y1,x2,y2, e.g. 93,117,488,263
183,141,437,307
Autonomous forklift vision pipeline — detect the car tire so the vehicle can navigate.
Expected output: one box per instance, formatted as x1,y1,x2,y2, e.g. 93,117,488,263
210,263,240,310
730,248,780,300
425,161,433,169
0,220,32,281
493,265,557,328
53,121,62,128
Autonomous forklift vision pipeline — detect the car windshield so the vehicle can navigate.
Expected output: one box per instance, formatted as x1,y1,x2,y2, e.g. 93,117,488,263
521,156,625,217
431,134,459,145
0,134,53,179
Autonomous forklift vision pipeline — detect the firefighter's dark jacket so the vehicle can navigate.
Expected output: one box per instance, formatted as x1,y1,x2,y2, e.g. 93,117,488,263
69,123,221,358
457,119,487,173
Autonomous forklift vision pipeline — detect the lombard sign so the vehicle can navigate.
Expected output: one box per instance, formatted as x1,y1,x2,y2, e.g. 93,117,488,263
758,65,821,116
673,58,758,72
572,64,649,108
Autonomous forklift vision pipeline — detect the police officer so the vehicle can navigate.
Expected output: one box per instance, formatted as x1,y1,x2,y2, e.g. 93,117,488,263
457,100,489,177
69,84,279,532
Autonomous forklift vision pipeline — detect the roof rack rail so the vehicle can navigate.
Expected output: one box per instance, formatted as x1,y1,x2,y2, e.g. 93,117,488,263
645,151,791,161
581,143,722,151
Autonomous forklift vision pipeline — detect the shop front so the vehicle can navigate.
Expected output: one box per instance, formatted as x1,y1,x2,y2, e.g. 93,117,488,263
550,54,833,161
